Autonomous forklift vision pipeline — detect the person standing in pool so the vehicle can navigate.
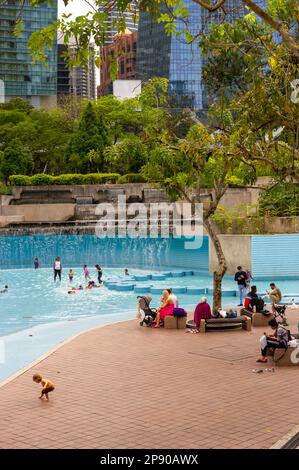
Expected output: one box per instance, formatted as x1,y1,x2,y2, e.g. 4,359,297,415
68,269,74,282
95,265,103,284
83,265,91,280
53,256,62,282
34,257,39,269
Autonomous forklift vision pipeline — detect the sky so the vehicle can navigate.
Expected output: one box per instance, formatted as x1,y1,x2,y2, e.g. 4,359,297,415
58,0,94,18
58,1,100,84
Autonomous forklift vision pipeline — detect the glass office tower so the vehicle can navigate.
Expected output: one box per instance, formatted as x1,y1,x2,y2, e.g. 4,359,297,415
136,0,202,109
0,0,58,107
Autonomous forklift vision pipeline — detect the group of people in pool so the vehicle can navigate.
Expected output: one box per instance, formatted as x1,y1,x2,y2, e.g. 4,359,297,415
33,257,131,294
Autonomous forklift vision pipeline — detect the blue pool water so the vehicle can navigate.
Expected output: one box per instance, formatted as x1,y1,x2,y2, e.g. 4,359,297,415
1,266,299,338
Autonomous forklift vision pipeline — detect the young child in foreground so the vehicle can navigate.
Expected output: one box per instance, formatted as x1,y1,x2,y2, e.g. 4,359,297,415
33,373,55,401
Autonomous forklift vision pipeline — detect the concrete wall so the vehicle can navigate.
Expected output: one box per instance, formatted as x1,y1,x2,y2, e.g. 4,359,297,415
1,204,75,222
209,234,252,275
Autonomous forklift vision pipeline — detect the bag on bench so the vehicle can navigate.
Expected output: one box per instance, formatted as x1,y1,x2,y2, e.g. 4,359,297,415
173,307,187,317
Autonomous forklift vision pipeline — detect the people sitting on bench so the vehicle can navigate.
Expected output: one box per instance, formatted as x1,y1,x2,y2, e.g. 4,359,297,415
193,297,214,331
257,318,289,363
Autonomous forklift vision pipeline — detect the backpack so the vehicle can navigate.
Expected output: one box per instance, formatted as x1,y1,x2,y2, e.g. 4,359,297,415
173,307,187,317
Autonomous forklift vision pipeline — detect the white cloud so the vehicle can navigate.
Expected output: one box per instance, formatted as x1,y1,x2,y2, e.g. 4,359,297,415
58,0,94,19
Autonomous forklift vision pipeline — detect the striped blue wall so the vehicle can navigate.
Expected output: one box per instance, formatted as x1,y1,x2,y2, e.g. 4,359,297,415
252,234,299,278
0,235,209,271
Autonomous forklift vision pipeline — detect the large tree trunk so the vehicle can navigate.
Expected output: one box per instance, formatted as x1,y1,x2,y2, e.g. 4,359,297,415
204,217,228,312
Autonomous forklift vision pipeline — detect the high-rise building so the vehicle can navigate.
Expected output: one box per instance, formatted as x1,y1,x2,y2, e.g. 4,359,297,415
0,0,58,108
136,1,252,111
136,0,202,110
57,40,96,101
99,1,138,45
98,29,137,97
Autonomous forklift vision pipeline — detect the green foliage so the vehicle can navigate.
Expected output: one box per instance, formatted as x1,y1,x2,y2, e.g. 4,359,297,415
0,183,12,195
117,173,147,184
8,173,121,186
67,102,109,172
259,182,299,217
104,135,147,174
0,139,33,181
211,204,264,234
8,175,32,186
30,173,55,185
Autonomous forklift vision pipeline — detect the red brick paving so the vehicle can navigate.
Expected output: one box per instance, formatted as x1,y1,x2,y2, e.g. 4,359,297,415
0,309,298,449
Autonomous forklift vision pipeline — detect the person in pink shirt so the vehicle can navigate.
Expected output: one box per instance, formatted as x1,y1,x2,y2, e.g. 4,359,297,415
83,265,91,280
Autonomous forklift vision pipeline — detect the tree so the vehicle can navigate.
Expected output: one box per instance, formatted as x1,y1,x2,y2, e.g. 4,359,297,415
67,102,109,172
104,135,147,174
0,139,33,182
14,1,298,64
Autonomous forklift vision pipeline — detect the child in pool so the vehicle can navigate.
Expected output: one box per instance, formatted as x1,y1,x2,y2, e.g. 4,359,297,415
68,285,83,294
83,265,91,280
33,373,55,401
68,269,74,281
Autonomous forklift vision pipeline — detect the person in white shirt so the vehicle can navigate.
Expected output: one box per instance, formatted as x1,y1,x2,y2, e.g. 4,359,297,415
167,289,178,307
53,256,62,282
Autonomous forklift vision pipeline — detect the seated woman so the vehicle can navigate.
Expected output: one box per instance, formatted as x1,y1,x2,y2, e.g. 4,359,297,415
257,318,289,363
193,297,214,331
154,290,175,328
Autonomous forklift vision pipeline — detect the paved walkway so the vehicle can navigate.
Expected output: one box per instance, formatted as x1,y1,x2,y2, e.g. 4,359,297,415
0,309,299,449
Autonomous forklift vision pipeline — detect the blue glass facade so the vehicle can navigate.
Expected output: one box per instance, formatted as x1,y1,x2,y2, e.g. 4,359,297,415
0,0,57,107
136,0,202,109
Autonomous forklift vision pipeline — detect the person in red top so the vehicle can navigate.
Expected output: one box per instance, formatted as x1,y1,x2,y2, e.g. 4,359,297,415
194,297,214,330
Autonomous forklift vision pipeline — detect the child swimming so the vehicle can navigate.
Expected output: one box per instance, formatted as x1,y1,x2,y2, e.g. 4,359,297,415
68,285,83,294
33,373,55,401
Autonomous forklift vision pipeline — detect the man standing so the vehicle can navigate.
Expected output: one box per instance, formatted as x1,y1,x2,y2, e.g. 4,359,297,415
234,266,247,306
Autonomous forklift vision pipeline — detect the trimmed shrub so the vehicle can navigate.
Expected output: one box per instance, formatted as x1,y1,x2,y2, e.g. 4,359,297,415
30,174,55,185
9,173,122,186
117,173,147,184
54,174,85,185
82,173,120,184
9,175,32,186
0,183,12,195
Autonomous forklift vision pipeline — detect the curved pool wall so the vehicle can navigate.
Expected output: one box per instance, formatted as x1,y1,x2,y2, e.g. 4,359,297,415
0,234,209,271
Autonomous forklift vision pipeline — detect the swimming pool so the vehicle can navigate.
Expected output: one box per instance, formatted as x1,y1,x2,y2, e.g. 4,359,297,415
1,266,299,338
1,233,299,382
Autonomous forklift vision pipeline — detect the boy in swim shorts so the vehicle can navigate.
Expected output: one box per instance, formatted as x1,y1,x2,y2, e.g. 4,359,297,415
33,373,55,401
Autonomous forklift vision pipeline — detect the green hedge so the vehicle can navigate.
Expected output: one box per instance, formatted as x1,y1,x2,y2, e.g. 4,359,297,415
9,173,121,186
117,173,147,184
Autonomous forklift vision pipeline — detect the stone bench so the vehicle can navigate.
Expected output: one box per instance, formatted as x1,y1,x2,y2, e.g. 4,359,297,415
240,309,274,327
164,316,187,329
252,312,274,327
273,348,299,366
266,334,299,366
186,316,251,332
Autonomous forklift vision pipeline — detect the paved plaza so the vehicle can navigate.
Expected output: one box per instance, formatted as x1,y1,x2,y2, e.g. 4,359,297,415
0,309,298,449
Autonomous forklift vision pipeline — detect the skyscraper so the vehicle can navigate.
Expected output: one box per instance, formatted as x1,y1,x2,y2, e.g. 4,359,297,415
57,40,96,101
136,0,202,109
99,1,138,45
0,0,58,108
98,29,138,97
